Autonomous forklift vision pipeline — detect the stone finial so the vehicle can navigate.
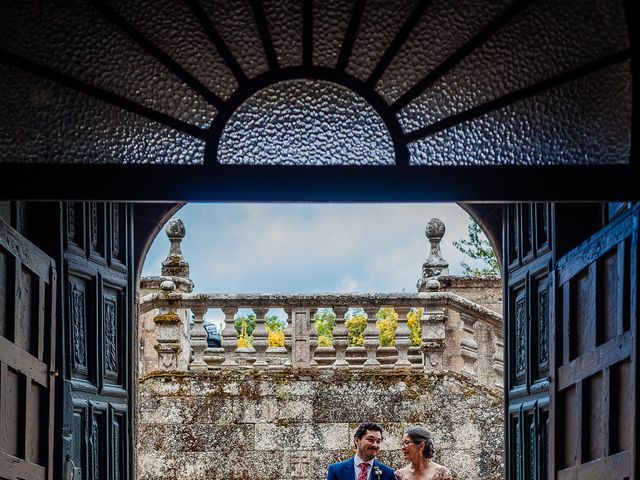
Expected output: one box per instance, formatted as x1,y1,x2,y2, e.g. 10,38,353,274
417,218,449,292
161,219,190,279
160,280,176,292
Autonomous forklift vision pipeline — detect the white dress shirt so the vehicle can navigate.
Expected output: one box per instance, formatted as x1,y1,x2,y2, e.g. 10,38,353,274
354,455,373,480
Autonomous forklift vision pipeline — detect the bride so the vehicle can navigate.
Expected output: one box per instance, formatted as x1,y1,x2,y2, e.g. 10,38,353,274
394,427,452,480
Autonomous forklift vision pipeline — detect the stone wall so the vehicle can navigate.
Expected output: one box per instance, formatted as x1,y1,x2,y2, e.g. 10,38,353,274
439,276,502,314
136,370,503,480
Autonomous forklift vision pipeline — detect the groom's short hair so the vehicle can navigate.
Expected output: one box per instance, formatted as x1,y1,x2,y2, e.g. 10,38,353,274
354,422,384,440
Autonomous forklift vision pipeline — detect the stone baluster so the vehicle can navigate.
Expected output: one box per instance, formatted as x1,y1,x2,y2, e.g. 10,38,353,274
252,307,270,368
420,280,447,370
308,308,319,367
492,340,504,388
152,280,182,371
394,307,412,368
362,307,381,369
220,306,239,368
460,314,479,376
283,308,293,367
189,307,208,371
331,306,349,368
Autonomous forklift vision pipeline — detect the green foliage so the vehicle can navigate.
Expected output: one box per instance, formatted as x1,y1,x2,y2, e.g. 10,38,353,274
234,313,284,347
345,308,367,346
310,307,424,348
408,308,423,346
236,317,252,348
266,315,287,332
453,217,500,276
376,307,398,347
234,313,256,338
267,328,285,347
374,308,422,347
266,314,286,347
313,308,336,347
233,308,424,349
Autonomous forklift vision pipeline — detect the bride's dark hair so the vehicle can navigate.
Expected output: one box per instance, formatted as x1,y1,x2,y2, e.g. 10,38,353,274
405,427,435,459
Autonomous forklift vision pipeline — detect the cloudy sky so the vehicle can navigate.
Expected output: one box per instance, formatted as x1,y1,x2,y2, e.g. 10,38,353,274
141,202,494,294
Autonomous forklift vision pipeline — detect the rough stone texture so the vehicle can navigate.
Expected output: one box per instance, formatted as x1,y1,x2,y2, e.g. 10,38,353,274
136,370,503,480
438,276,503,314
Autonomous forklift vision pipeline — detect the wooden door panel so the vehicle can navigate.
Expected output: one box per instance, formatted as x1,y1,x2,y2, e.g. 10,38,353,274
552,207,636,480
61,202,132,480
67,271,95,387
0,218,56,480
101,282,126,392
610,359,633,454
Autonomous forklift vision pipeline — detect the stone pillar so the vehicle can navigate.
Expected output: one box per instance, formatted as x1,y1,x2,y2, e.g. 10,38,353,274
220,306,239,368
460,313,479,376
252,307,270,369
290,308,311,367
362,307,381,369
394,307,412,368
417,218,449,292
152,280,182,371
141,219,193,374
331,306,349,368
189,307,208,371
420,280,447,370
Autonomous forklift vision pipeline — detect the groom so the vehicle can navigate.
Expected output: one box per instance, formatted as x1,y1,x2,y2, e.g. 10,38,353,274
326,422,395,480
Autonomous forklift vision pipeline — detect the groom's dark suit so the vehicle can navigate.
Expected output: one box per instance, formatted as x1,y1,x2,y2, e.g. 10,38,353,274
326,458,395,480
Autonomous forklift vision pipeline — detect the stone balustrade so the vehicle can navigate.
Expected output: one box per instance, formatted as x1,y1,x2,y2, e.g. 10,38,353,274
138,217,503,387
138,288,503,387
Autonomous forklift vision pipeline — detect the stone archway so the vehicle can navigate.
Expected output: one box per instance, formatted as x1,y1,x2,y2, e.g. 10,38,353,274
133,203,506,480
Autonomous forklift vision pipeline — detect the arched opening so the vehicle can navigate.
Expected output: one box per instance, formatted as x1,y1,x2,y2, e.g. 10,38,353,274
0,1,633,479
134,201,504,479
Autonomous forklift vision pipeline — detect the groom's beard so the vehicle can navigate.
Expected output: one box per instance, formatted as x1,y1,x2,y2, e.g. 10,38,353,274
362,445,379,459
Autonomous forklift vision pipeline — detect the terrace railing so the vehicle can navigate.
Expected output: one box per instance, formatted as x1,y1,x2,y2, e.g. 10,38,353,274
138,217,503,388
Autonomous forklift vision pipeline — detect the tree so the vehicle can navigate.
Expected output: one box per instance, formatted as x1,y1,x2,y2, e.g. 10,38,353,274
376,308,423,347
407,308,423,346
345,310,367,346
236,317,252,348
313,308,336,347
376,308,398,347
234,314,256,346
453,217,500,276
234,313,285,347
266,314,286,347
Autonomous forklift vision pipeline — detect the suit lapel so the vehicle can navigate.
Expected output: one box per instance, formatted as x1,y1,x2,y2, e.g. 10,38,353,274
347,458,356,479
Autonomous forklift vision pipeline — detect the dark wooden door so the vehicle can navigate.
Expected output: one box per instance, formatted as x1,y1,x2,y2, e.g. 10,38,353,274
60,202,133,480
551,206,637,480
504,203,554,480
0,217,57,480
